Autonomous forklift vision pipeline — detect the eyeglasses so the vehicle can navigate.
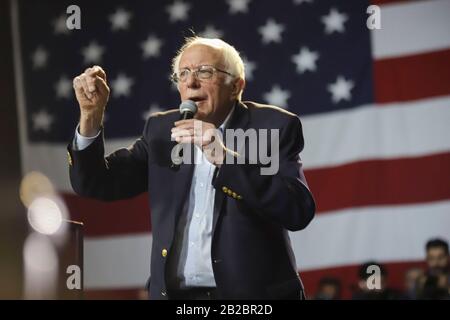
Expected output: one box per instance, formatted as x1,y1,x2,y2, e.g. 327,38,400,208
171,65,234,83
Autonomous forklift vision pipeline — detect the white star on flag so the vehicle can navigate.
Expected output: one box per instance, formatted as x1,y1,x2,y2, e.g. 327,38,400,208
32,110,54,132
109,8,132,31
55,75,73,99
227,0,251,14
327,75,354,103
81,41,105,64
142,104,162,120
199,25,224,39
166,1,190,23
242,57,257,81
321,8,348,34
291,47,319,74
111,73,134,98
53,14,69,35
141,35,163,59
32,46,48,69
258,19,285,44
263,85,291,108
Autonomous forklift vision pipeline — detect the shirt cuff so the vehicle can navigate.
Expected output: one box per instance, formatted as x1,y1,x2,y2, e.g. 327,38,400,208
72,124,101,151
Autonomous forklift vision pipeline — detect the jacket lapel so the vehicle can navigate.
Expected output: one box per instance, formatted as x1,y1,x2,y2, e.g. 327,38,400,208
172,144,195,229
212,101,250,235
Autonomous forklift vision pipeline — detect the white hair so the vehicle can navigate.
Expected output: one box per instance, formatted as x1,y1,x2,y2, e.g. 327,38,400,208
172,36,246,99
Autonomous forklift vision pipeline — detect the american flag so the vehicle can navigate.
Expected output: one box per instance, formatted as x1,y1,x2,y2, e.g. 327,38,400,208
12,0,450,298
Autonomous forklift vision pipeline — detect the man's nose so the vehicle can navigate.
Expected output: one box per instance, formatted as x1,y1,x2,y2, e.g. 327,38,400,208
186,72,200,88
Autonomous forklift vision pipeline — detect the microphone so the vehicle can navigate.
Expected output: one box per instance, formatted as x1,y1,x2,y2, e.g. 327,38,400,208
171,100,197,168
179,99,197,120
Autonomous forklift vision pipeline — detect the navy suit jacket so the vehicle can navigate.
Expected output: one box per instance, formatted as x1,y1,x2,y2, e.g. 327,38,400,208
68,101,316,299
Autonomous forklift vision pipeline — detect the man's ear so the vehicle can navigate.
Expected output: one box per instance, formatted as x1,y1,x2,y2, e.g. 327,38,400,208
232,78,245,97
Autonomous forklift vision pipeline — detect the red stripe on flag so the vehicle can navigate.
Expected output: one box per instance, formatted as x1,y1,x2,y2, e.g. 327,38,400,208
374,48,450,104
305,152,450,213
63,153,450,236
300,260,426,299
62,192,151,237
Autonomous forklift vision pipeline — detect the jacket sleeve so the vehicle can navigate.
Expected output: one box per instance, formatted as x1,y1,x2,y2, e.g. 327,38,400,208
212,115,316,231
67,119,151,201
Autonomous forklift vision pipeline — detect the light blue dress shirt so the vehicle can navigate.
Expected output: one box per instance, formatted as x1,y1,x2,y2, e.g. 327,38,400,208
74,106,234,288
170,107,234,288
174,144,219,287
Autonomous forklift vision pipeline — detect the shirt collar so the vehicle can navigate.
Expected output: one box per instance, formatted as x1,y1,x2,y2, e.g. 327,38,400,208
218,102,236,132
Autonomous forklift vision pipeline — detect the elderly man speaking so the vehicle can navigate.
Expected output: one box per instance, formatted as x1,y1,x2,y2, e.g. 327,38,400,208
68,36,315,300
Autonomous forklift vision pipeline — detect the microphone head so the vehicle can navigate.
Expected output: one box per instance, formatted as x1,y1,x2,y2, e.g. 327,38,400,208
179,100,197,115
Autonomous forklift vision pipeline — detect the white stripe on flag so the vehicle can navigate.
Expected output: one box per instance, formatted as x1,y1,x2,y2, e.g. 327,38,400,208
22,95,450,190
372,0,450,59
301,95,450,169
84,234,152,289
291,200,450,271
82,201,450,289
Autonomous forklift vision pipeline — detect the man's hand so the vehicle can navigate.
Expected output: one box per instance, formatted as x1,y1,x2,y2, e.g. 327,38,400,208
73,66,110,137
171,119,226,167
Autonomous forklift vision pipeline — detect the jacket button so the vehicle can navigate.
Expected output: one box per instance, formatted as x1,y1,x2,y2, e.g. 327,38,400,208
161,290,167,297
161,249,168,257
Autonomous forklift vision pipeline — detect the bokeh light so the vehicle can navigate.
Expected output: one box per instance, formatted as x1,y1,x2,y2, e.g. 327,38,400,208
20,171,55,208
27,197,63,235
23,232,59,299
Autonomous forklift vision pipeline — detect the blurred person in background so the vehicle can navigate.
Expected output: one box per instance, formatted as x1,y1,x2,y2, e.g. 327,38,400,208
402,267,424,300
425,238,449,276
417,238,450,299
314,277,342,300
